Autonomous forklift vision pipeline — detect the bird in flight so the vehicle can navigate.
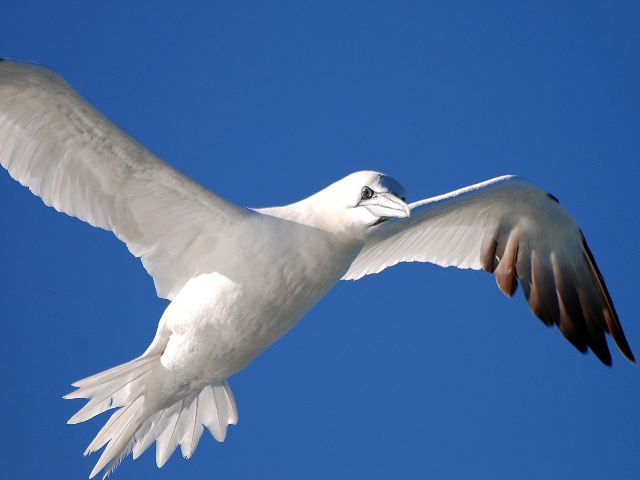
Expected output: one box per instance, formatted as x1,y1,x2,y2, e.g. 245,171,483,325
0,59,634,478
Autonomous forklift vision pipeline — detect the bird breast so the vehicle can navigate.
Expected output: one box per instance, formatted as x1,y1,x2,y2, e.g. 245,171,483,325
158,216,362,386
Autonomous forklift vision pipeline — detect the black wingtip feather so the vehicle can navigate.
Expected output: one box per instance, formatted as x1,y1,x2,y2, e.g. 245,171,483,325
591,341,613,366
585,324,613,366
580,230,635,364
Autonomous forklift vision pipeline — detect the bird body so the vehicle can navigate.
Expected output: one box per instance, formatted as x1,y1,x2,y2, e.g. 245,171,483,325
144,208,362,385
0,59,634,478
66,185,372,476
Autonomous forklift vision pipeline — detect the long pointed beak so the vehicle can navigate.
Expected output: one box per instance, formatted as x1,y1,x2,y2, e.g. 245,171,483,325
360,192,410,218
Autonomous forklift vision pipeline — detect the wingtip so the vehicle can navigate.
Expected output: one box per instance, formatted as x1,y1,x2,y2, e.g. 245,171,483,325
593,349,613,367
614,330,636,365
623,350,636,365
602,304,635,365
580,231,636,365
617,329,636,364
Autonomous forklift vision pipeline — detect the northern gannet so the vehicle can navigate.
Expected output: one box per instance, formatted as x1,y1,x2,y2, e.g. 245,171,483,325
0,59,633,478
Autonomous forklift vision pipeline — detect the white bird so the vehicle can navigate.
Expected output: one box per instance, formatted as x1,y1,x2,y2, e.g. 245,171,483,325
0,59,634,478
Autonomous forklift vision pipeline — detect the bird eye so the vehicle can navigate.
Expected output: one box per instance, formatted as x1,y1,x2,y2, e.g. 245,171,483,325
361,186,374,200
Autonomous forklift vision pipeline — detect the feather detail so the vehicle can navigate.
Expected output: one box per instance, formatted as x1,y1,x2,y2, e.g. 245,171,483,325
66,355,158,426
66,360,239,478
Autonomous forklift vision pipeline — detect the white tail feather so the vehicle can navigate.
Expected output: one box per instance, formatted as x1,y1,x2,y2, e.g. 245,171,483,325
65,355,158,425
219,380,238,425
180,394,204,459
69,356,157,389
155,398,184,467
66,358,238,478
89,396,145,478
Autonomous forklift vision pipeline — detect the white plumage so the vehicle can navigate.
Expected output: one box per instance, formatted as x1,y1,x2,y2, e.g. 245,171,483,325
0,59,633,478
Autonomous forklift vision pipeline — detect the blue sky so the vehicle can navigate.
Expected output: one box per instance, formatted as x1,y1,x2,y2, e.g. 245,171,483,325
1,1,639,479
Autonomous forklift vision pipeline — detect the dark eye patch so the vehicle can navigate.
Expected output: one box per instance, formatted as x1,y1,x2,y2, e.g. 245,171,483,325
361,186,374,200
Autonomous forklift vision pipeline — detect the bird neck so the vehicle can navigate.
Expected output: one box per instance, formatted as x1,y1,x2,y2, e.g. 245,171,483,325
255,199,367,245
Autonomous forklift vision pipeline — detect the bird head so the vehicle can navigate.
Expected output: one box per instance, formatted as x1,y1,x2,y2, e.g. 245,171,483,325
315,171,410,237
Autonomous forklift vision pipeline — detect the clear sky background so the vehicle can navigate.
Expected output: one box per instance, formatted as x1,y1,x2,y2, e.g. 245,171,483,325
1,2,639,479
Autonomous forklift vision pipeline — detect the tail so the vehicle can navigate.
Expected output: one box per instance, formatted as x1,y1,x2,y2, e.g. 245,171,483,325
65,356,238,478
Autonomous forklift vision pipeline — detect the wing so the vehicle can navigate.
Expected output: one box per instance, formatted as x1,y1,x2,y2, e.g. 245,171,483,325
0,59,254,300
343,175,634,365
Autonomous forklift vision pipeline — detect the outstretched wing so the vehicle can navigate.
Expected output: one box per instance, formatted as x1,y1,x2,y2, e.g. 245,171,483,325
0,59,253,300
343,175,634,365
